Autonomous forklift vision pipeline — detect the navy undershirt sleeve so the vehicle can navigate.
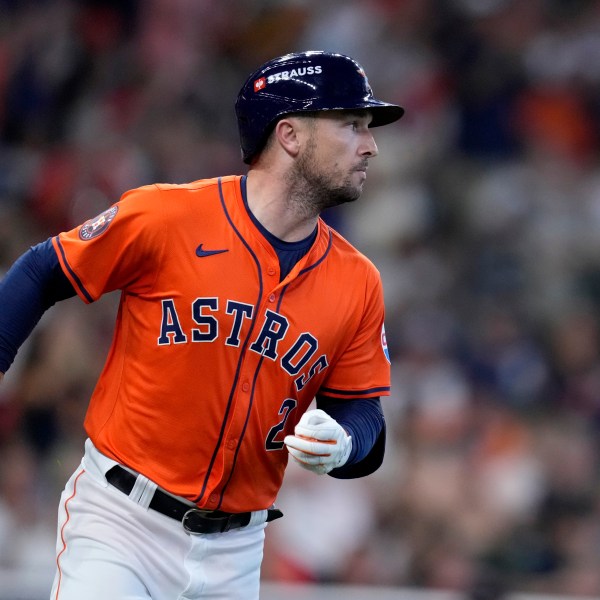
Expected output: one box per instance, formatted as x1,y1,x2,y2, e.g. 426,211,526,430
0,238,76,372
317,395,385,477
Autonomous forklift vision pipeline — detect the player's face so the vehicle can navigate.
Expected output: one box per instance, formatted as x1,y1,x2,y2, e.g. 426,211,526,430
293,110,379,212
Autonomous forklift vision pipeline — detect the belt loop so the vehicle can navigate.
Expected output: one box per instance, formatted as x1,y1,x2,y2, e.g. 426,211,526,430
247,509,268,528
129,474,157,509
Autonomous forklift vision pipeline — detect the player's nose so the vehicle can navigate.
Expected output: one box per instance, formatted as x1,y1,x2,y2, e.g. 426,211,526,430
361,131,379,158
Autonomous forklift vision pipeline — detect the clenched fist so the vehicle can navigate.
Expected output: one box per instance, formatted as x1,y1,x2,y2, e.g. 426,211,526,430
284,409,352,475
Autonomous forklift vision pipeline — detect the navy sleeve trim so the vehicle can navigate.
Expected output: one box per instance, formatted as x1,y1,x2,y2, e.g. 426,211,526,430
54,236,94,302
319,385,391,397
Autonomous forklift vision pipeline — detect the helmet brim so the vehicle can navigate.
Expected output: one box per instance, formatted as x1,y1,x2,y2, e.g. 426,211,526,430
316,103,405,128
367,103,405,127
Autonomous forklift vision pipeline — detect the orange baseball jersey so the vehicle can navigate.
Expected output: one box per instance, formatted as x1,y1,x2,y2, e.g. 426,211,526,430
52,175,391,513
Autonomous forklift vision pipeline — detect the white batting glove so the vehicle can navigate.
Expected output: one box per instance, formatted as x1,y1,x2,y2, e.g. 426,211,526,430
284,409,352,475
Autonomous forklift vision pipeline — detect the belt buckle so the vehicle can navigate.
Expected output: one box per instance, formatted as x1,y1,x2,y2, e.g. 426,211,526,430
182,508,215,535
182,508,234,535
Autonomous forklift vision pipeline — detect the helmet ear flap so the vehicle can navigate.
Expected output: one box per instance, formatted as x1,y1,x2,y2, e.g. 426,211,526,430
236,113,278,164
235,51,404,164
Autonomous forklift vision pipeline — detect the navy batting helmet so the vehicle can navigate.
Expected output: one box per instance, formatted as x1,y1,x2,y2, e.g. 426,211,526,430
235,51,405,164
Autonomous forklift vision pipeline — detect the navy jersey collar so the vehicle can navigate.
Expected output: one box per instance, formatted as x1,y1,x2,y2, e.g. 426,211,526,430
240,175,318,251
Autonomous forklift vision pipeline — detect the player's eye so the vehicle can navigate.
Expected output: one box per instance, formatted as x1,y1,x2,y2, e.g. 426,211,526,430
348,116,370,131
342,112,371,130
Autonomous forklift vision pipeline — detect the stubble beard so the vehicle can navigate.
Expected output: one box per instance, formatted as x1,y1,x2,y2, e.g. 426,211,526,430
286,136,364,219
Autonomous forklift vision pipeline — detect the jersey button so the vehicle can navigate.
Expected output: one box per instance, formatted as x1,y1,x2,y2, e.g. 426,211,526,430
268,293,276,302
208,493,218,505
267,267,276,276
242,381,250,392
227,439,237,450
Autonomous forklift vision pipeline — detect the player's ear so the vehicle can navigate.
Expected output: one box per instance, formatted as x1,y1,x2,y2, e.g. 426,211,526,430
273,116,306,158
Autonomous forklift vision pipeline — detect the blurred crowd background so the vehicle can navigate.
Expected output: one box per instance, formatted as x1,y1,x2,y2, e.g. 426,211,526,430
1,0,600,598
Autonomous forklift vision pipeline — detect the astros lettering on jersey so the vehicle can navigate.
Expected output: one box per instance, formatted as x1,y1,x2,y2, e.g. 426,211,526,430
52,175,391,513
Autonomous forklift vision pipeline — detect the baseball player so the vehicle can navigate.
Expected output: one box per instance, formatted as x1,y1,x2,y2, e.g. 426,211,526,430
0,51,404,599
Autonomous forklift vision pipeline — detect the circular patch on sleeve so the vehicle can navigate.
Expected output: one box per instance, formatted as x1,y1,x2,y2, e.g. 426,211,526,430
79,206,119,241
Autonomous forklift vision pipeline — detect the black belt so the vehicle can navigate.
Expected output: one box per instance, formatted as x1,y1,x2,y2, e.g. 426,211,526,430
105,465,283,534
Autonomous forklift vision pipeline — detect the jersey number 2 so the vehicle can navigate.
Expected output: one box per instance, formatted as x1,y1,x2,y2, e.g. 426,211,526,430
265,398,297,451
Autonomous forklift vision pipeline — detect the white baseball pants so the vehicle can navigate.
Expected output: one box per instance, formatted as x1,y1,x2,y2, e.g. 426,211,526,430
50,439,268,600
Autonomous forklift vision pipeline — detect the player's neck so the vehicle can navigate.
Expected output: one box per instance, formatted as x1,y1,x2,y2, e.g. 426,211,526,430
245,170,319,243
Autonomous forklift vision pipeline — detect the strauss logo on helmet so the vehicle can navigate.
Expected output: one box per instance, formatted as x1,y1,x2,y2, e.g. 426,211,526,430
253,65,324,92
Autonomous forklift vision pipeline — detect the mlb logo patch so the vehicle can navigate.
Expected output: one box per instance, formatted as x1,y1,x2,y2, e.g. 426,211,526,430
254,77,266,92
381,324,390,363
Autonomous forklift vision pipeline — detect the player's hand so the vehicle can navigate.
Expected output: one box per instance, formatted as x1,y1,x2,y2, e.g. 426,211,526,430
284,409,352,475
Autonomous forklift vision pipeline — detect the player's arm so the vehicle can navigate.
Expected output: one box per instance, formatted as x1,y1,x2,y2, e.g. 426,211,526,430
283,395,385,478
318,395,385,479
0,239,76,375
